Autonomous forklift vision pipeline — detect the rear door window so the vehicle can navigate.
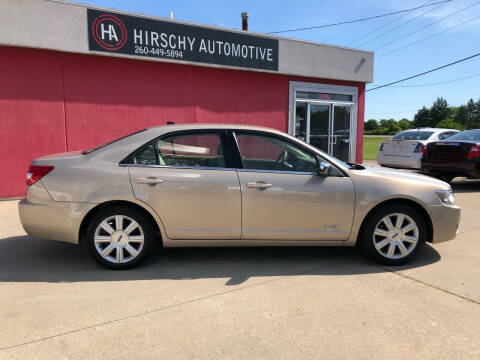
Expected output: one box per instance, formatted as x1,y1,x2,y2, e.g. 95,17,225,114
132,132,226,168
157,133,225,168
438,131,457,140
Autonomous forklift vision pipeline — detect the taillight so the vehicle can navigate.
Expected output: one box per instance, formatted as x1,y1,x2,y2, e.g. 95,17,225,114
26,165,54,186
414,143,425,153
466,145,480,159
379,142,384,151
423,147,428,158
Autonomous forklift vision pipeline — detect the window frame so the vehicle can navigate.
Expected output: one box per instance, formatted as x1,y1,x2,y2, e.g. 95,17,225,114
120,129,236,170
120,128,346,176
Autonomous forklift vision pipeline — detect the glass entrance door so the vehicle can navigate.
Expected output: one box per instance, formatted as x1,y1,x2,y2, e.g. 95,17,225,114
309,104,330,155
332,105,351,161
294,101,353,162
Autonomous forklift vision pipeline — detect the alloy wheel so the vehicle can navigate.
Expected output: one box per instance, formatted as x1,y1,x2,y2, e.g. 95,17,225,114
372,212,419,260
93,215,145,264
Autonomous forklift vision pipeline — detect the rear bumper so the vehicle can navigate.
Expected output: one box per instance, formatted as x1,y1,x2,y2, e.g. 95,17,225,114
377,153,422,169
421,160,480,178
429,203,461,244
18,198,95,244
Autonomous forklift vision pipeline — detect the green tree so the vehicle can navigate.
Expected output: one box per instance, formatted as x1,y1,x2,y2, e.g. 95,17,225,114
364,119,379,133
379,118,401,135
454,105,469,128
436,118,463,130
413,106,432,128
398,118,412,130
475,99,480,128
466,98,479,129
430,97,450,126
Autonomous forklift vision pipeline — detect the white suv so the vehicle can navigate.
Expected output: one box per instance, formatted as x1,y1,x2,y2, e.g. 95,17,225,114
377,128,459,169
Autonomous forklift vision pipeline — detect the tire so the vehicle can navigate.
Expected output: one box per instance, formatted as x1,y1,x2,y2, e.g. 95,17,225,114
86,206,154,269
359,204,427,266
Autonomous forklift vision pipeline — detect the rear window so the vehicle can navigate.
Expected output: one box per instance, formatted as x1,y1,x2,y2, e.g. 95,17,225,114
81,129,147,155
446,130,480,141
392,131,433,140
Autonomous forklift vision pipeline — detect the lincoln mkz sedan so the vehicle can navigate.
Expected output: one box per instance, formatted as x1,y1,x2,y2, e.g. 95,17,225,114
422,129,480,183
19,125,460,269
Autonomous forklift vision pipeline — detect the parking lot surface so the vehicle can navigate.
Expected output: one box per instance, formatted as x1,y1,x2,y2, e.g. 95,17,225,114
1,176,480,359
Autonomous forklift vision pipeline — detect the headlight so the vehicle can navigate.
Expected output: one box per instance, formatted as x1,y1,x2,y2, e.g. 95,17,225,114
436,189,455,205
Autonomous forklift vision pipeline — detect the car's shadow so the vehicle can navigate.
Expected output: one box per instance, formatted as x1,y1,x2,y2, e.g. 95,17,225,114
0,235,440,285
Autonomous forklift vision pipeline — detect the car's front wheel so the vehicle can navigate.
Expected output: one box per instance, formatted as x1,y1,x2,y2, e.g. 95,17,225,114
360,204,427,265
86,206,153,269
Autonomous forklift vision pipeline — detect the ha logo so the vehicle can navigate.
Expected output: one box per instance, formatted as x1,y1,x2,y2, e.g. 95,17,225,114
92,14,127,51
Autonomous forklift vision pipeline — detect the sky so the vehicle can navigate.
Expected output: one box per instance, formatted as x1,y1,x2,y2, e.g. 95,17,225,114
74,0,479,121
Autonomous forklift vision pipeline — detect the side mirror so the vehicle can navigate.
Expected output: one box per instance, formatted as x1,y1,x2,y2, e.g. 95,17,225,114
317,160,331,176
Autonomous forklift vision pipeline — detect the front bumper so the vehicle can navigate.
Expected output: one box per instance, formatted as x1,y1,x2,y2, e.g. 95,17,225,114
18,198,95,244
429,203,461,243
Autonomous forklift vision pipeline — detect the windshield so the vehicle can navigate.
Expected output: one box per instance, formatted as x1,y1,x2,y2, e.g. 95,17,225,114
334,158,353,169
81,129,147,155
392,131,433,140
446,130,480,141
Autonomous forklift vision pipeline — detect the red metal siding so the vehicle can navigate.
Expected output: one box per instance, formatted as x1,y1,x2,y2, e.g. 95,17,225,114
0,47,67,198
194,66,288,131
0,45,365,198
62,53,196,151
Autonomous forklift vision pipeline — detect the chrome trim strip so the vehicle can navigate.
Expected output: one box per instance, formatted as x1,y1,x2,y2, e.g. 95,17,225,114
120,163,318,175
237,169,318,176
119,164,238,172
172,228,346,233
172,228,241,232
243,228,347,233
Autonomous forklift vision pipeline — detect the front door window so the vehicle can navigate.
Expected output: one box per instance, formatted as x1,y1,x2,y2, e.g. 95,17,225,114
235,132,318,173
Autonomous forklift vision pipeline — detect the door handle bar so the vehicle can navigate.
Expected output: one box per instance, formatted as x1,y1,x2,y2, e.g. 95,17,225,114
247,182,272,189
135,177,164,184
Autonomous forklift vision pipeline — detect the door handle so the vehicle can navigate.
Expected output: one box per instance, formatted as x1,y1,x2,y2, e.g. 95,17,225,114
135,177,164,184
247,181,272,189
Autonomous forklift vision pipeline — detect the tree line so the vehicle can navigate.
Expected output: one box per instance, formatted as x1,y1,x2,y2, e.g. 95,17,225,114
365,97,480,135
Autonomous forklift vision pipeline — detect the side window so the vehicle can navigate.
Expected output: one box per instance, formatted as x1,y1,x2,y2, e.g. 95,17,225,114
447,131,457,139
235,132,317,173
158,133,225,168
133,142,157,165
438,131,454,140
133,132,225,168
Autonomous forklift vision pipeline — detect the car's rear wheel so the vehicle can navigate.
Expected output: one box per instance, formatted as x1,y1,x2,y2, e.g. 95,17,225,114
360,204,426,265
86,206,153,269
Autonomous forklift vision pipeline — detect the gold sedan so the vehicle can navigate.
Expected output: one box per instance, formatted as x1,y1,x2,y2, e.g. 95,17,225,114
19,124,460,269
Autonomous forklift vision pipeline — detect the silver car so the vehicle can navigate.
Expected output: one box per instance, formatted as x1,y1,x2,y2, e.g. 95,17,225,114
19,124,460,269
